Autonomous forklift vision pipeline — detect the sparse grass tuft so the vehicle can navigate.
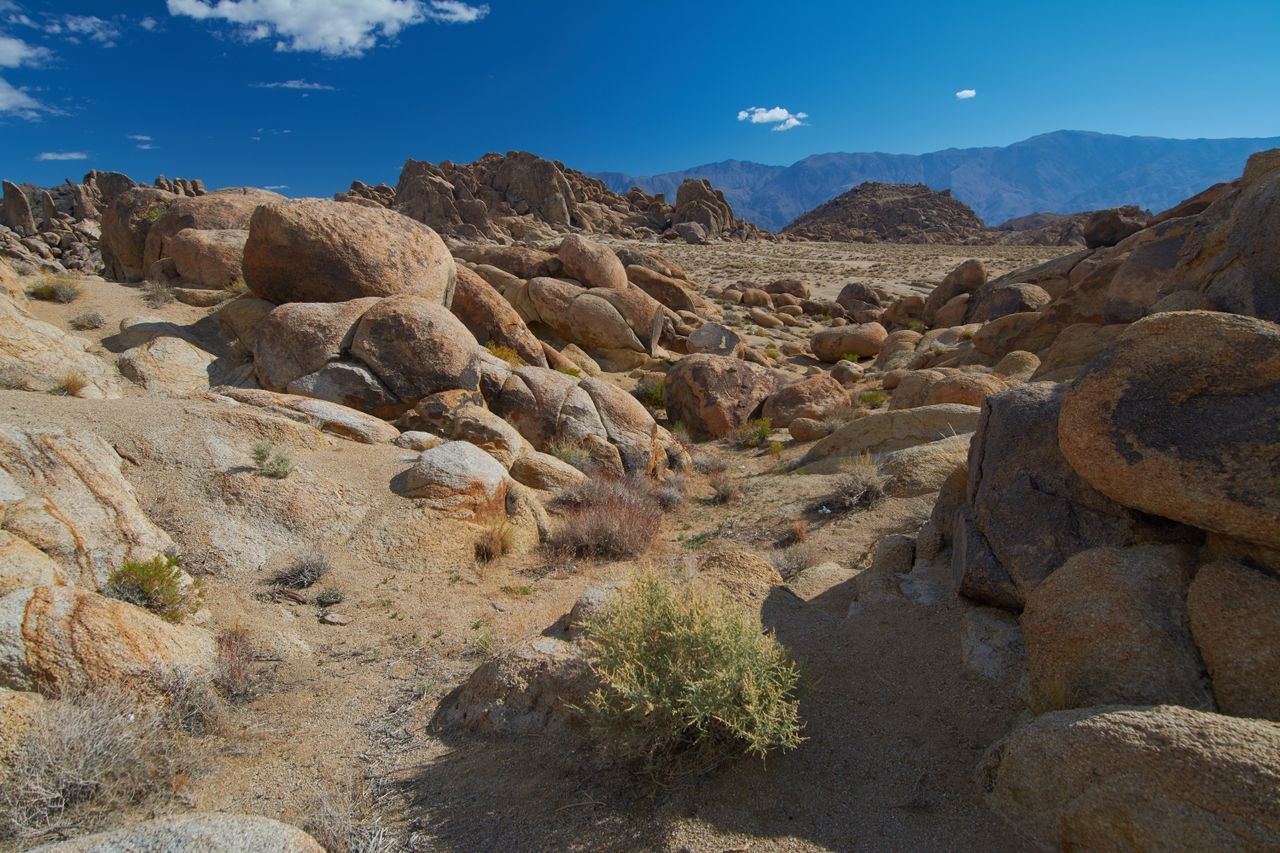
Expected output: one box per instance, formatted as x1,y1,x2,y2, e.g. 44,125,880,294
47,370,89,397
251,440,294,479
858,390,888,408
26,277,81,304
634,377,665,410
810,454,890,516
141,280,174,308
654,474,687,511
303,779,396,853
546,475,664,560
213,625,261,703
548,440,594,473
708,470,741,504
484,339,525,368
102,555,201,624
316,587,344,608
730,417,773,449
555,366,582,378
582,573,803,772
474,519,514,564
68,311,105,331
270,551,330,589
692,450,727,474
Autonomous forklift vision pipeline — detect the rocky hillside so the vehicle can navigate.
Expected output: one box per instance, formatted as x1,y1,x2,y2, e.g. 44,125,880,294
338,151,768,244
599,129,1280,229
0,147,1276,850
782,182,989,243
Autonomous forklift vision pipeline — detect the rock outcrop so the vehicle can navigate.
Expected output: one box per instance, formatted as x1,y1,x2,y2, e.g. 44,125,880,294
783,182,988,244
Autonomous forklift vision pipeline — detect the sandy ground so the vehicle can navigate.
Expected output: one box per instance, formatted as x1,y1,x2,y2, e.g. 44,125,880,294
4,244,1044,851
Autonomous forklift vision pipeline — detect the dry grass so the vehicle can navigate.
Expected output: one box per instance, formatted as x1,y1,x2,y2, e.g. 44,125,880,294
141,280,175,308
68,311,105,330
47,370,89,397
730,418,773,449
26,277,81,304
213,625,261,703
483,340,525,368
769,543,821,580
708,470,741,504
692,450,727,475
251,440,294,479
0,686,196,842
546,475,664,560
810,454,890,516
474,519,515,564
303,778,396,853
270,551,330,589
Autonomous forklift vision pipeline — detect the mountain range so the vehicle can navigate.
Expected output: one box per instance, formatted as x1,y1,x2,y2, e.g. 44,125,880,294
593,130,1280,231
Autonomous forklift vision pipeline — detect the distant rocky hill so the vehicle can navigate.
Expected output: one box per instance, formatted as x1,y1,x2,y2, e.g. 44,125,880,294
339,151,767,244
782,182,987,243
597,130,1280,230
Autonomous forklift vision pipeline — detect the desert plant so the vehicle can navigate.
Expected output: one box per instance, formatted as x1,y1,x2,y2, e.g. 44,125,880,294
692,450,727,474
251,440,294,479
858,390,888,408
634,377,665,410
141,280,174,308
548,440,594,473
315,587,344,608
708,470,741,504
839,353,862,363
546,476,663,560
483,340,525,368
555,366,582,378
151,667,223,735
730,418,773,449
143,206,163,222
581,573,803,772
26,277,81,303
0,687,194,840
270,551,330,589
46,370,88,397
810,454,889,516
654,473,687,511
213,625,260,703
769,543,820,579
474,519,514,563
303,780,395,853
101,555,201,624
68,311,105,330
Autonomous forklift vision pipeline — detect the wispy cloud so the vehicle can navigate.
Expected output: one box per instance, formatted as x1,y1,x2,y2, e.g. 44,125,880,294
252,79,337,90
0,75,43,118
955,89,977,100
0,33,51,67
737,106,809,132
37,151,88,161
63,15,121,46
263,184,288,190
423,1,488,23
128,134,152,141
136,143,158,150
140,16,159,31
168,0,485,57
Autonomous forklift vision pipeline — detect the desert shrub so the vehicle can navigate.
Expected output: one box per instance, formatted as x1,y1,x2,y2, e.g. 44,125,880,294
26,277,81,303
783,518,808,546
151,667,223,735
213,625,260,703
548,440,594,473
315,587,344,608
634,377,665,410
858,390,888,408
0,687,194,841
810,454,889,516
768,440,784,460
68,311,104,330
143,206,163,222
546,476,663,560
820,404,863,428
251,440,294,479
769,543,820,579
270,551,330,589
582,574,803,771
555,366,582,378
102,555,201,624
708,470,740,504
730,418,772,449
692,450,727,474
474,519,514,563
483,340,525,368
141,280,174,308
839,353,861,363
46,370,88,397
654,473,687,511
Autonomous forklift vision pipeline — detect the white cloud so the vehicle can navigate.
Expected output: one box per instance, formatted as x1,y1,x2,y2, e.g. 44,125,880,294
737,106,808,131
0,74,42,117
37,151,87,160
253,79,336,90
955,88,976,100
140,17,159,31
136,143,158,150
167,0,484,57
63,15,121,46
263,184,288,189
423,1,488,23
128,134,152,141
0,33,50,66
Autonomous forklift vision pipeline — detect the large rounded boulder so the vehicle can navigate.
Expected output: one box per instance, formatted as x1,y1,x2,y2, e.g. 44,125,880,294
349,296,481,402
664,354,777,440
1059,311,1280,551
243,198,456,305
811,322,888,362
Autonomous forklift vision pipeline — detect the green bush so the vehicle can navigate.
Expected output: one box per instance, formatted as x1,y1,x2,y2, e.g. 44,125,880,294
251,441,294,479
484,339,525,368
634,377,665,410
730,417,773,449
102,555,201,624
582,574,803,770
555,366,582,378
858,390,888,408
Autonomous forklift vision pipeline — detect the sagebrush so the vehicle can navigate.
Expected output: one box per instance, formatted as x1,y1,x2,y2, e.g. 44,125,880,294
582,574,803,771
810,454,889,515
546,475,665,560
101,555,201,623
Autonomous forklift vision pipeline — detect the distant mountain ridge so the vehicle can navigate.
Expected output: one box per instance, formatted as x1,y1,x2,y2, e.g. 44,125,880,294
593,130,1280,231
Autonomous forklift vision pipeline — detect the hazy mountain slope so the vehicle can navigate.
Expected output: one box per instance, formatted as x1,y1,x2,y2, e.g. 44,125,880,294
595,130,1280,230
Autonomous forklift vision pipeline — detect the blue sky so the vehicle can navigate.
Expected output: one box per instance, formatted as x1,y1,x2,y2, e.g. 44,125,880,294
2,0,1278,196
